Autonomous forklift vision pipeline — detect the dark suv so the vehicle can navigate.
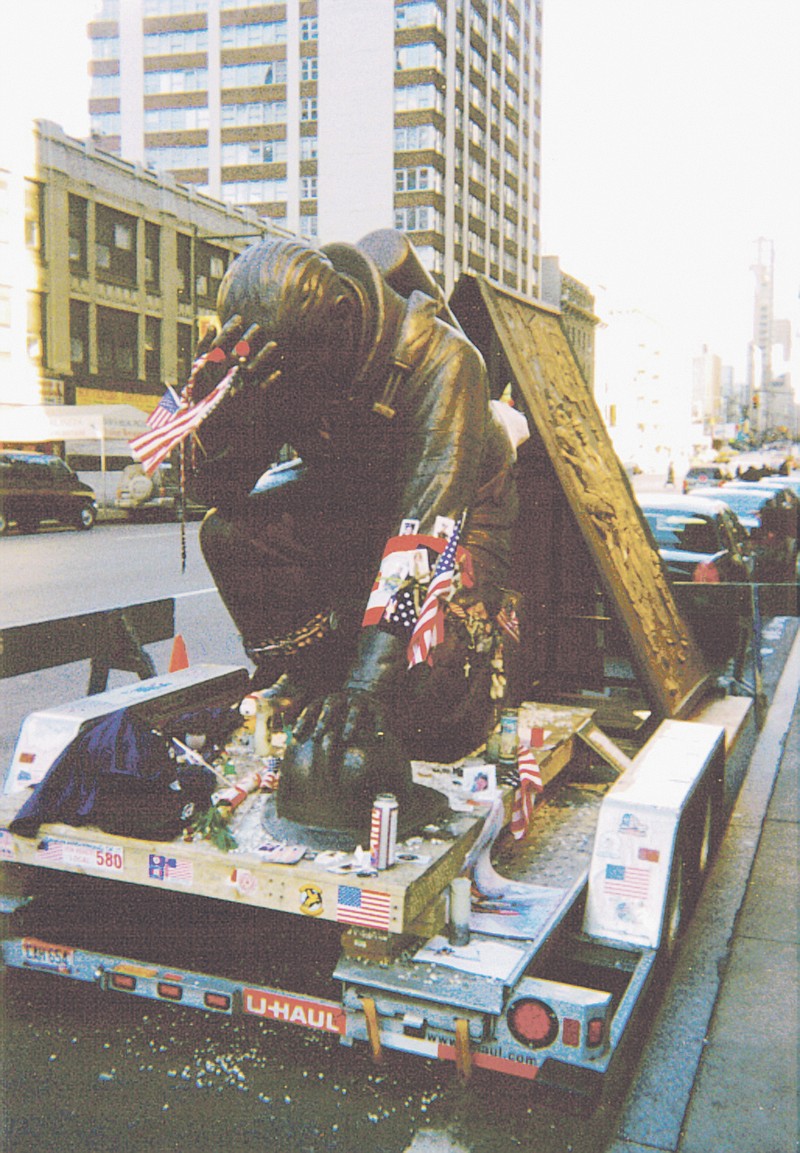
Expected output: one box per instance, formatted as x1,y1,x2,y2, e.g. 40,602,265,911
0,451,97,534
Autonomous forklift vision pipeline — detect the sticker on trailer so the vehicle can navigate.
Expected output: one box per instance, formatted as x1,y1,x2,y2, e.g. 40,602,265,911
21,938,75,973
243,988,346,1034
336,884,392,930
148,854,193,885
36,838,125,873
299,885,324,916
0,829,15,860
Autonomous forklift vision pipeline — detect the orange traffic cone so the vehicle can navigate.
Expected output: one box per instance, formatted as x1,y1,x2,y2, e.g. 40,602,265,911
169,634,189,672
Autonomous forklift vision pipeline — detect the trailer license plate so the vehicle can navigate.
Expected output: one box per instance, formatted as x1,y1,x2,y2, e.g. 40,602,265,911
21,938,75,973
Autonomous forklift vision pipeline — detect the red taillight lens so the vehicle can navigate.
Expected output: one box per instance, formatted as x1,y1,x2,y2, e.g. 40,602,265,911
157,982,183,1001
507,998,559,1048
204,992,232,1011
110,973,137,991
562,1017,580,1047
587,1017,605,1047
693,560,720,583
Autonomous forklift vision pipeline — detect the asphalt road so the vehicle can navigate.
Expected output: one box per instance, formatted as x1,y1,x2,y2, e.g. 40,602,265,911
0,518,790,1153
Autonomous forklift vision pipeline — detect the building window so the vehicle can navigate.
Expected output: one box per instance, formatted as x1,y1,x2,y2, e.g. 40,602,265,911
300,17,318,41
145,316,161,382
27,292,45,363
394,84,443,114
221,140,287,165
145,106,209,131
395,43,443,72
221,101,286,127
394,123,442,151
414,245,443,274
301,56,318,82
145,0,207,12
220,21,287,48
395,166,440,193
95,205,137,284
395,3,443,32
176,233,192,301
144,145,209,170
24,181,43,256
177,321,194,383
221,61,287,88
300,175,317,200
68,195,88,273
144,68,208,95
90,73,120,98
300,135,318,161
394,205,440,232
300,214,318,240
91,35,119,59
221,179,288,204
195,244,228,306
145,222,160,292
90,111,121,136
97,306,138,379
300,98,317,122
143,29,208,55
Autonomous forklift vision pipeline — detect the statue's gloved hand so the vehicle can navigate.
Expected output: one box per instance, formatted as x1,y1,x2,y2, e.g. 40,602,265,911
190,314,281,402
277,690,410,833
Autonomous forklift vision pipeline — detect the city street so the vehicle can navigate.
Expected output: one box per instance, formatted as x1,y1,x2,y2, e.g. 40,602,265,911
0,521,796,1153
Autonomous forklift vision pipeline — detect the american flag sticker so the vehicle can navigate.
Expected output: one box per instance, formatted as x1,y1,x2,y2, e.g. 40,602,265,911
336,885,392,930
604,863,650,900
36,839,64,863
149,854,193,886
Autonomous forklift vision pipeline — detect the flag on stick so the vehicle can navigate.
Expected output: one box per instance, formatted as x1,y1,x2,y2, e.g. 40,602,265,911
510,745,543,840
130,369,237,475
146,386,181,430
407,513,465,668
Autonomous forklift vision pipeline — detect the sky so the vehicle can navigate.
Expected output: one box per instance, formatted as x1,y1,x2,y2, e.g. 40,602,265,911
3,0,799,392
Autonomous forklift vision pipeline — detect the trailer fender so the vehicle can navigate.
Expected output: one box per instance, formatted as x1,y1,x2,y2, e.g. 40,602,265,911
582,720,726,949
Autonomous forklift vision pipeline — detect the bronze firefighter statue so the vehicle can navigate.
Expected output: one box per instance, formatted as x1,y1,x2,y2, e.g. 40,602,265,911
188,230,526,841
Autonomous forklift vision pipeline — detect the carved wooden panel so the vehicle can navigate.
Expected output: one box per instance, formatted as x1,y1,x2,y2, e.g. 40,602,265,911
450,275,711,719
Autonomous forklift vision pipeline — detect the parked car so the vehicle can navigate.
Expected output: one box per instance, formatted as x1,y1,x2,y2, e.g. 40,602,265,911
115,460,206,520
637,492,754,664
682,464,730,494
0,451,97,534
693,483,799,587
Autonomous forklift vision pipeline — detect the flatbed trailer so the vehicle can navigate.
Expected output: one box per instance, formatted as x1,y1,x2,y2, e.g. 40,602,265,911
0,664,752,1088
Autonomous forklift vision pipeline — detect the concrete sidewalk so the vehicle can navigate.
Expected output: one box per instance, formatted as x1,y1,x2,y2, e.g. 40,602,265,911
609,626,800,1153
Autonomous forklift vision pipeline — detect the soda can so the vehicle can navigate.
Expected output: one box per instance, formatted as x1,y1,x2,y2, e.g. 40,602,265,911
498,708,519,764
369,793,399,870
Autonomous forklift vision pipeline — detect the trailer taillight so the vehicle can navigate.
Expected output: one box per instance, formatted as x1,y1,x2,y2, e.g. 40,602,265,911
110,972,137,992
204,992,232,1012
561,1017,580,1047
506,998,559,1048
587,1017,605,1047
158,982,183,1001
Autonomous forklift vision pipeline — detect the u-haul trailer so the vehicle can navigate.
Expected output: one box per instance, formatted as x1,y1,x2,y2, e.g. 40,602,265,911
0,665,749,1090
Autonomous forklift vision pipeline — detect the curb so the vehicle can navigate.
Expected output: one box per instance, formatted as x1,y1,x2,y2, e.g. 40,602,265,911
607,625,800,1152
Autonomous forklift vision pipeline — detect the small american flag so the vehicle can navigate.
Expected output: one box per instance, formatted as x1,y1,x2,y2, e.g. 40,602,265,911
407,513,464,668
130,369,237,476
336,884,392,930
146,386,181,430
36,839,64,863
497,602,521,644
510,746,543,840
604,863,650,900
149,854,193,886
381,583,420,635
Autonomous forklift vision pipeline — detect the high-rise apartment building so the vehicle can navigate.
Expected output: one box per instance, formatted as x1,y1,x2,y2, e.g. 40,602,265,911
87,0,542,298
